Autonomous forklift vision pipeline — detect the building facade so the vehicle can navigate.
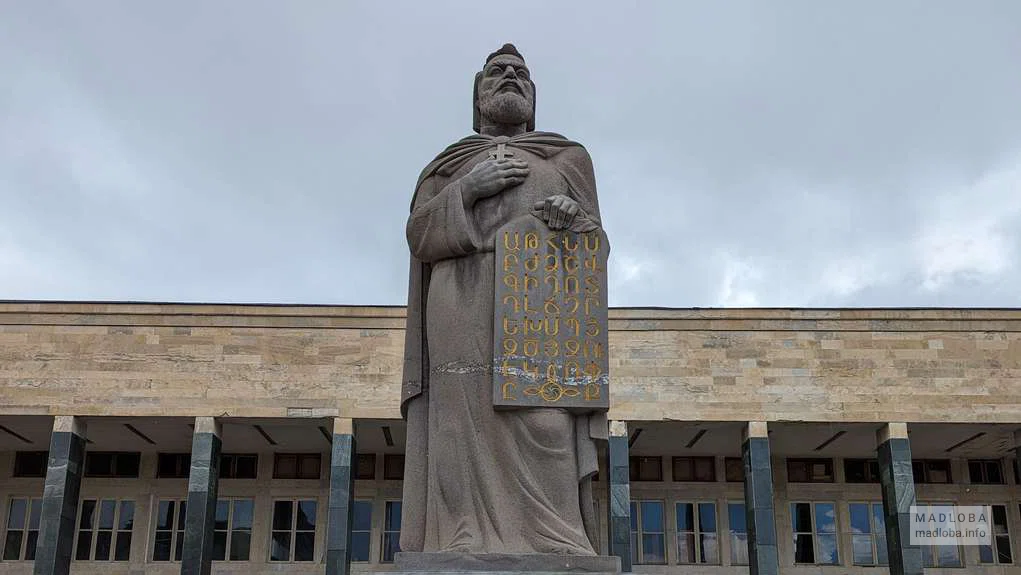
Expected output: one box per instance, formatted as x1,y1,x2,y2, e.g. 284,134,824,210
1,302,1020,574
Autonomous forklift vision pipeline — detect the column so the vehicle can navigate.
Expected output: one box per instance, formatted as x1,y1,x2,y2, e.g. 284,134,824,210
877,422,923,575
607,420,631,572
181,417,222,575
742,421,778,575
33,416,87,575
326,417,356,575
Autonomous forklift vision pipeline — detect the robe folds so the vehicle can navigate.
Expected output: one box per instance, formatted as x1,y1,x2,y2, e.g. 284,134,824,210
400,132,609,555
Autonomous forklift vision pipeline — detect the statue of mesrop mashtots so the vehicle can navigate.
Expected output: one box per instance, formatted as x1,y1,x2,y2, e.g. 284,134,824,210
399,43,614,570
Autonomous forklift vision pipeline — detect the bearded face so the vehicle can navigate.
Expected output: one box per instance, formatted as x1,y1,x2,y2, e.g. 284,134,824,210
476,55,535,127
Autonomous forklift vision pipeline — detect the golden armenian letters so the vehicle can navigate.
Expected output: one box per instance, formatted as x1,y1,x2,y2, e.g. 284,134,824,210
493,215,610,411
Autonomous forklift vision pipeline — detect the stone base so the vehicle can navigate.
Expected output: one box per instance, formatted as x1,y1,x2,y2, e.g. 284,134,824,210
393,552,621,573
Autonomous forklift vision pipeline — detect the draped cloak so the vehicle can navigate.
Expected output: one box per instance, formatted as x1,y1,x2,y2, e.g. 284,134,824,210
400,131,609,555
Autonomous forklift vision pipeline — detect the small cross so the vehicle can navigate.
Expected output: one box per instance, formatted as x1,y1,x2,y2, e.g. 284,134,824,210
489,140,514,161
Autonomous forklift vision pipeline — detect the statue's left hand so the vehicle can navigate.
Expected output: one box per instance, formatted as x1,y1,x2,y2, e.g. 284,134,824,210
532,195,581,230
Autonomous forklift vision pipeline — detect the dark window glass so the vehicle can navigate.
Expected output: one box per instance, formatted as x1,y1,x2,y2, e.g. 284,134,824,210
355,454,376,480
382,501,402,562
270,499,315,562
629,500,666,564
13,451,48,478
157,453,191,478
724,458,744,482
219,454,258,479
74,499,133,561
384,454,405,480
273,454,321,479
3,498,42,561
629,456,663,482
728,502,748,565
84,452,140,478
968,460,1005,485
672,457,715,482
979,504,1013,564
844,459,880,483
786,458,834,483
352,501,373,562
914,460,953,484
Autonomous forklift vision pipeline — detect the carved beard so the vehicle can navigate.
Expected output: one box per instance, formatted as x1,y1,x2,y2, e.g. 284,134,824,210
479,91,533,127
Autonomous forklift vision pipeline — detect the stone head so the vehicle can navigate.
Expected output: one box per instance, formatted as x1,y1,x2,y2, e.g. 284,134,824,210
473,43,536,133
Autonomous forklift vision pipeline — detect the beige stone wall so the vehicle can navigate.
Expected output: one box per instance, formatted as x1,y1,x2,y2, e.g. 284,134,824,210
1,303,1020,423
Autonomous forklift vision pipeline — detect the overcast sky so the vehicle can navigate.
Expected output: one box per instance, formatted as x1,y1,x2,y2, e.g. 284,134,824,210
2,1,1020,308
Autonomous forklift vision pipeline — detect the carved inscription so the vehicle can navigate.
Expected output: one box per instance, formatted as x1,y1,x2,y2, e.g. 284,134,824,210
493,215,609,412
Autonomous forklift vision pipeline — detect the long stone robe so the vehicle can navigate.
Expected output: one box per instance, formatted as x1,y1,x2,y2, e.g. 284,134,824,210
400,132,608,555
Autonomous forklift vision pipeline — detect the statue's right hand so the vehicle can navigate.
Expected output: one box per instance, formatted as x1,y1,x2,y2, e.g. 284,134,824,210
461,158,530,206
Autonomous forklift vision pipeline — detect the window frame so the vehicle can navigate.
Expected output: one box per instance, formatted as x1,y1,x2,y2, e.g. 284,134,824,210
786,458,834,483
383,454,405,480
977,503,1013,565
268,498,318,563
212,497,254,562
790,501,839,565
83,452,141,478
629,456,663,482
351,499,373,563
727,501,749,566
915,501,963,568
12,451,48,478
848,501,888,566
2,496,42,561
219,453,258,479
672,457,716,482
912,460,953,484
968,459,1005,485
630,499,667,565
272,453,322,480
156,453,191,479
381,500,402,563
73,498,135,562
674,500,719,564
724,457,744,483
150,498,187,562
843,458,881,483
355,454,376,480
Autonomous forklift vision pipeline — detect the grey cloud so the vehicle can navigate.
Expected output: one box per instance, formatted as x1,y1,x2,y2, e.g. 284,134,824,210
2,1,1020,307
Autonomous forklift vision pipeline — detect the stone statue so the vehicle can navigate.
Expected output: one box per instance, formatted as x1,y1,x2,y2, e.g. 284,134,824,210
400,43,610,562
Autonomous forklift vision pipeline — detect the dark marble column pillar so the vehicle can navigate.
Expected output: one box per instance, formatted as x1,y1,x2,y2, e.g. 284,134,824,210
33,416,87,575
326,417,356,575
181,417,222,575
877,422,923,575
607,420,631,572
742,421,778,575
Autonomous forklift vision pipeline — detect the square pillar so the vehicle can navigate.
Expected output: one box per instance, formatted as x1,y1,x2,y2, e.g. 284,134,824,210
877,423,923,575
326,417,356,575
181,417,222,575
33,416,87,575
607,420,631,572
742,421,778,575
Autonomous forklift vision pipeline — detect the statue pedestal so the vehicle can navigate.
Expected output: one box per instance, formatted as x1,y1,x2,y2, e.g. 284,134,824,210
393,552,621,574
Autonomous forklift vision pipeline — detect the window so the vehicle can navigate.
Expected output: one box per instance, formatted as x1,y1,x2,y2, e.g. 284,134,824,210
979,505,1012,564
786,459,834,483
384,454,405,480
152,500,186,562
75,499,134,561
912,460,952,484
3,498,41,561
849,502,887,566
156,454,191,479
355,454,376,480
673,457,715,482
629,457,662,482
915,502,963,567
844,459,880,483
629,500,666,564
969,459,1005,485
273,454,321,479
213,498,253,561
382,501,402,562
727,502,748,565
84,452,140,478
724,458,744,482
220,454,258,479
352,500,372,562
791,502,838,565
675,502,718,564
13,452,47,478
270,499,317,562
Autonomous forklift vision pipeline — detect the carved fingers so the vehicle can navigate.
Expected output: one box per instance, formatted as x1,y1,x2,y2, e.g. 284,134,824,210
532,195,581,230
463,159,530,205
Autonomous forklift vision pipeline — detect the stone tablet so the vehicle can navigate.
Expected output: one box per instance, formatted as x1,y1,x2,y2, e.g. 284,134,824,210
493,214,609,412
